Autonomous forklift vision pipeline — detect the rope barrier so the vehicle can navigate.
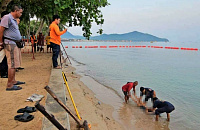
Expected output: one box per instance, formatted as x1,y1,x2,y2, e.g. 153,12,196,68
64,45,199,51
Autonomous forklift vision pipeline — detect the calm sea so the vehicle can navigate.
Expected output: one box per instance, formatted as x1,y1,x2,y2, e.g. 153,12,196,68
63,41,200,130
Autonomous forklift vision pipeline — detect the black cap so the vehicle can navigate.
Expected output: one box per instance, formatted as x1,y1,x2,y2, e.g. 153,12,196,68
140,87,144,92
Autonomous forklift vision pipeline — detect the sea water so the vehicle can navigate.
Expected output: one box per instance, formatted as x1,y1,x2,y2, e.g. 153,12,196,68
62,41,200,130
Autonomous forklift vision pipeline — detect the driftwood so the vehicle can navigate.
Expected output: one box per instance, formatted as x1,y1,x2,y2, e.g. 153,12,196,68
44,86,89,130
35,101,67,130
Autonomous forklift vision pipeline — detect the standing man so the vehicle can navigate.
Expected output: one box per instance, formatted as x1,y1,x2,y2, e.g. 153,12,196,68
38,32,44,52
0,5,25,91
122,81,138,103
146,97,175,121
49,15,67,69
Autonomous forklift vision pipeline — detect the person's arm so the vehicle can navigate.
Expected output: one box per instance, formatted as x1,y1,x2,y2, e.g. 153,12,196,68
0,26,5,50
135,96,143,106
132,87,136,96
141,100,147,108
153,91,156,97
139,95,143,103
54,25,67,36
0,15,10,48
131,96,138,104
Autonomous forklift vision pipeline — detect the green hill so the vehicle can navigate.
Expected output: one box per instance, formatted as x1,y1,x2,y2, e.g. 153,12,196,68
61,31,169,42
90,31,169,42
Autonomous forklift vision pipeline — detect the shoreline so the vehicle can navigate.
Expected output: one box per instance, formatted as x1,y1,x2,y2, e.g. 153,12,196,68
64,56,172,130
63,65,125,130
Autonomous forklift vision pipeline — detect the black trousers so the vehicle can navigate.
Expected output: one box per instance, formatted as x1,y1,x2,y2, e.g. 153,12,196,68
51,42,60,68
0,56,8,76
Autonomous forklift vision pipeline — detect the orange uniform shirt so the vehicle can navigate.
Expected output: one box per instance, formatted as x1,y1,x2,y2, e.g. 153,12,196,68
49,21,66,45
30,35,37,44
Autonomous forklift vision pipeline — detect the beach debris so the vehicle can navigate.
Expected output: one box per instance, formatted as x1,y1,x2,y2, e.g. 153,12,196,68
41,86,90,130
106,117,110,120
98,101,101,105
26,94,44,102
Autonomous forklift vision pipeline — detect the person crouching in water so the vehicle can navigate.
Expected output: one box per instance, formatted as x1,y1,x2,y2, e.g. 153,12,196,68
122,81,138,103
146,97,175,121
138,87,156,107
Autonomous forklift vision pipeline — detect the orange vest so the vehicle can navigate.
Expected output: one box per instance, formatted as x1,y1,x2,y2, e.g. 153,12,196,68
30,35,36,44
49,21,66,45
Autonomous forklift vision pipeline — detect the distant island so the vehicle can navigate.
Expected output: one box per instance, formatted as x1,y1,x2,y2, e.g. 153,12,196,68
61,31,169,42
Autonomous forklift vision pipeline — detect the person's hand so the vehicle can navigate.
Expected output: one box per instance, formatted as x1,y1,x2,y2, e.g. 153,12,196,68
0,42,3,50
137,102,141,106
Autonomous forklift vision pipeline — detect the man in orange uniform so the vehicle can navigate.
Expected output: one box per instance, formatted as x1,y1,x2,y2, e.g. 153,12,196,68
49,15,67,69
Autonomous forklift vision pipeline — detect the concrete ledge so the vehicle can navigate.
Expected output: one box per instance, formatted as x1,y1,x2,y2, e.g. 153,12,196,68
42,68,70,130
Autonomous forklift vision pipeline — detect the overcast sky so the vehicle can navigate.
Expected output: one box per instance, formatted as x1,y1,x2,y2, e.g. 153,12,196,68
68,0,200,42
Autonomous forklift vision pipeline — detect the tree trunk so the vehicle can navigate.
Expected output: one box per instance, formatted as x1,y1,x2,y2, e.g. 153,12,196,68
44,18,50,37
27,19,30,43
0,0,12,15
44,28,50,37
32,18,38,33
35,19,44,36
25,24,29,42
25,19,31,43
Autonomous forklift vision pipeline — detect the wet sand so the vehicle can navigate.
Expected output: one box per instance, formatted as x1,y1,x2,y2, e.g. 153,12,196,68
63,65,124,130
65,60,172,130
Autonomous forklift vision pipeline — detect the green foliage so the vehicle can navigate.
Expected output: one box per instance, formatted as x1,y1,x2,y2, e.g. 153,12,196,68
19,20,49,37
4,0,109,39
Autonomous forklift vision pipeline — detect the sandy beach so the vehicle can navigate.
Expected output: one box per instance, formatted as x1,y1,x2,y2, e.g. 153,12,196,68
0,46,169,130
0,50,52,130
0,47,125,130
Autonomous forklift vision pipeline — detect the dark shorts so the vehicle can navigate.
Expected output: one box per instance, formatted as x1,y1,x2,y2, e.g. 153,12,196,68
47,45,52,48
155,103,175,115
122,90,128,96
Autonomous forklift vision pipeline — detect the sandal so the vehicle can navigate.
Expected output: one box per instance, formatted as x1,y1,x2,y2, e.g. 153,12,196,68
17,106,36,113
14,112,34,122
6,85,22,91
17,67,24,70
14,81,25,85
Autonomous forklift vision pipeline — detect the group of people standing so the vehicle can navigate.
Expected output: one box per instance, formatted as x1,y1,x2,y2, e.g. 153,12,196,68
122,81,175,121
0,4,67,90
30,32,45,53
